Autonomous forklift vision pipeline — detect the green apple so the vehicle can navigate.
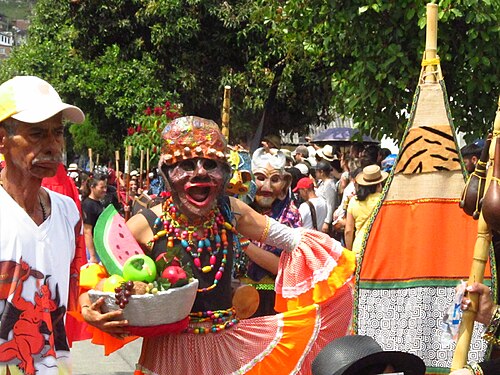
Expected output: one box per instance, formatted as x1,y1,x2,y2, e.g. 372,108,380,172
102,274,125,293
122,254,157,283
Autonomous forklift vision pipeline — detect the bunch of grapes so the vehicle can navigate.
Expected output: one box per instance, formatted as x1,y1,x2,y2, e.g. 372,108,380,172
114,281,134,308
146,281,159,294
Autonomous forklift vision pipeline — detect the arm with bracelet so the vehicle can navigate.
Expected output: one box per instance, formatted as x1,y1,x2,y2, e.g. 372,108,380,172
230,196,356,312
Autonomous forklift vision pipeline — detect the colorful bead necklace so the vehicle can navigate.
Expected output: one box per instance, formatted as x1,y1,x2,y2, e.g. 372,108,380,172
148,196,237,293
185,307,239,334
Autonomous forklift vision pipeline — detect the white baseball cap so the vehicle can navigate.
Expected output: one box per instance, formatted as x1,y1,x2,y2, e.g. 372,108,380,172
0,76,85,124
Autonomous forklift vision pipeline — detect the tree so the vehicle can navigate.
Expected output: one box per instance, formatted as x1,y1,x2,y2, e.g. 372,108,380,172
1,0,499,148
262,0,500,141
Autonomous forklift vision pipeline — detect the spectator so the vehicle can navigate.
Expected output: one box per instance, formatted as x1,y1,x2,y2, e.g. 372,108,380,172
261,134,281,155
0,75,85,373
81,174,108,263
293,177,327,230
350,142,365,159
381,153,397,172
345,164,387,253
295,162,310,178
378,147,392,165
461,141,483,174
315,160,338,235
316,144,337,164
148,168,165,197
361,144,381,166
280,148,294,166
293,145,311,168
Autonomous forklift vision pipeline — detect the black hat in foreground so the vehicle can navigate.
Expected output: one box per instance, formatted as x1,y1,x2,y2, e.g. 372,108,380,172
312,335,426,375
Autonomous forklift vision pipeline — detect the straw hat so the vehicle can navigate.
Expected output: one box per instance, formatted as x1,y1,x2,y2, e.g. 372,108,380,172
316,144,336,162
68,163,79,171
312,335,425,375
262,134,281,150
355,164,388,186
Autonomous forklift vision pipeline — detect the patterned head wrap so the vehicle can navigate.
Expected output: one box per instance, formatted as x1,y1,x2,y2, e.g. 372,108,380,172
160,116,228,166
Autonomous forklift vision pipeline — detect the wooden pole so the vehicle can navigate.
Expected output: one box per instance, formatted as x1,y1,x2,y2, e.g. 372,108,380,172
124,145,133,221
88,148,93,173
96,153,100,168
146,148,150,190
451,97,500,370
423,3,439,84
139,149,144,190
221,85,231,140
115,150,121,205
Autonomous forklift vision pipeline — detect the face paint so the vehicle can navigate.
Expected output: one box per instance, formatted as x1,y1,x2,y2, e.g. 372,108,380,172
253,164,289,209
168,158,228,219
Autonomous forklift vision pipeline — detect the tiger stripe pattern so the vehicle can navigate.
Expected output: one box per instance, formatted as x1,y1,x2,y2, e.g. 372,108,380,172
394,125,461,174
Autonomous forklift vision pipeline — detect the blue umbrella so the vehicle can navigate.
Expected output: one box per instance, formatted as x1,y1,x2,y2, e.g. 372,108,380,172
312,127,379,144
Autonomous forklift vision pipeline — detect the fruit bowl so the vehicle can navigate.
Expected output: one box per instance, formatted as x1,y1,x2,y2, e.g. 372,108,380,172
88,279,198,327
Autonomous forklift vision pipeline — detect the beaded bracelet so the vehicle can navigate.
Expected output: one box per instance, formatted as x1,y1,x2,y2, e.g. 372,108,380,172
483,305,500,346
258,216,270,243
464,362,484,375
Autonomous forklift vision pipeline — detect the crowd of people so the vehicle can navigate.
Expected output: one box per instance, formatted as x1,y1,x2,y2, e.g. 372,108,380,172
0,74,497,375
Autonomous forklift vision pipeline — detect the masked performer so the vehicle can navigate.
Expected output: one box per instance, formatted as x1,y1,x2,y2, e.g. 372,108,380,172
80,116,355,375
239,148,302,316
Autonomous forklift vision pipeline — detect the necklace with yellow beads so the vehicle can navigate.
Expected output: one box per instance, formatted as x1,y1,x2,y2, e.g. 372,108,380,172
148,196,236,293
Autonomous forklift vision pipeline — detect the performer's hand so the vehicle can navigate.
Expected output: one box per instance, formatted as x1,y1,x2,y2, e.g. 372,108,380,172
449,369,472,375
461,282,496,325
82,297,130,339
321,223,330,234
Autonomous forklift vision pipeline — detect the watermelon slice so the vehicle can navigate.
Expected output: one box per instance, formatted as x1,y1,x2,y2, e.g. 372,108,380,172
94,205,145,276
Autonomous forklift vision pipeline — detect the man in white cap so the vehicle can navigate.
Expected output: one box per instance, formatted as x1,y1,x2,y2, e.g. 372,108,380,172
0,76,85,374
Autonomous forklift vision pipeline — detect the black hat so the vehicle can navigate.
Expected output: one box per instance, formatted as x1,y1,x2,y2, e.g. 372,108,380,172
312,335,426,375
460,143,482,158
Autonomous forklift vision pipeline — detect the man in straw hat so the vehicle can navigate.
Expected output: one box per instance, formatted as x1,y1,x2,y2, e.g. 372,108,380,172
79,116,356,374
345,164,388,253
316,144,338,163
0,76,86,374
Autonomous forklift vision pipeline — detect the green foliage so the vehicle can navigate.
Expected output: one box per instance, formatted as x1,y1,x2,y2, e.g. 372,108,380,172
1,0,499,148
68,119,108,156
262,0,500,141
0,1,33,20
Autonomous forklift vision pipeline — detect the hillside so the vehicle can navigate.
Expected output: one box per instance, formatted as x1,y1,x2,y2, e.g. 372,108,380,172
0,0,34,21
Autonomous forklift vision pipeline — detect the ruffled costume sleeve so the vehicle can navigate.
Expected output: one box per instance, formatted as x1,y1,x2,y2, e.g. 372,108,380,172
261,218,356,312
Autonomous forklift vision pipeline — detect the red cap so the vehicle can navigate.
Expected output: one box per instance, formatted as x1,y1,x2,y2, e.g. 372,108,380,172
293,177,315,192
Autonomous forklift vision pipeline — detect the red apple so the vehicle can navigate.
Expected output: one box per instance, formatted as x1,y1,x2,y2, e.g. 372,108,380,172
162,265,187,285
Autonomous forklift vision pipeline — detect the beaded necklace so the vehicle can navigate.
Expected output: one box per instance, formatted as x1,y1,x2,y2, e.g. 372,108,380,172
185,307,239,334
148,197,237,293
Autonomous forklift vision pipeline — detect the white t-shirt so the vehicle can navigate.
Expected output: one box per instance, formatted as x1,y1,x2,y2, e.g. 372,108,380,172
0,186,79,374
298,197,328,230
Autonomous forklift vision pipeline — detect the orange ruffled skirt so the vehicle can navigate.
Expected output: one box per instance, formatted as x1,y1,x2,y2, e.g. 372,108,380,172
135,283,353,375
80,229,356,375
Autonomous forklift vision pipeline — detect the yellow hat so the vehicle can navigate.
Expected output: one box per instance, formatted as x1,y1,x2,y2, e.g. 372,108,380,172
0,76,84,124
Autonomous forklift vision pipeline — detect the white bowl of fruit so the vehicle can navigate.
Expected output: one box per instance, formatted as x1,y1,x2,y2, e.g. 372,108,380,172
89,254,198,334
